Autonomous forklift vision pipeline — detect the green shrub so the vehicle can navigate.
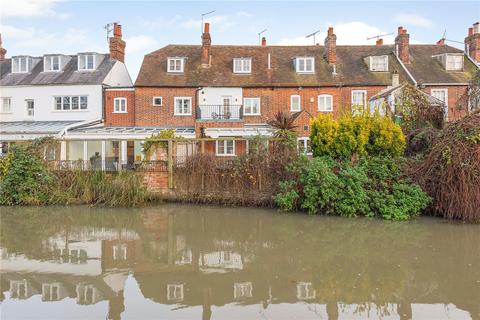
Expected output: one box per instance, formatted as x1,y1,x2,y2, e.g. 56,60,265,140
0,144,55,205
274,156,430,220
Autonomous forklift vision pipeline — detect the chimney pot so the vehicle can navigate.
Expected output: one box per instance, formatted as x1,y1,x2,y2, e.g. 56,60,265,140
468,27,474,37
261,37,267,46
398,26,403,34
436,38,445,45
328,27,334,36
113,23,122,38
376,38,383,46
204,22,210,33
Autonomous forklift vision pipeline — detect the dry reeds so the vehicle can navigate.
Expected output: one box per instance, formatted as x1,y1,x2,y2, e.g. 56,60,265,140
409,113,480,222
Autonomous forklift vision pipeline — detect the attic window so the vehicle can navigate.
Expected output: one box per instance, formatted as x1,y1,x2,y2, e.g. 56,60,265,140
44,56,60,72
295,57,314,73
369,55,388,72
233,58,251,73
78,54,95,71
168,58,184,73
446,55,463,71
12,56,31,73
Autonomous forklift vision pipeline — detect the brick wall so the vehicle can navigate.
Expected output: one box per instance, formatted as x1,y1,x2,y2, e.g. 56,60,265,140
142,171,169,192
105,89,135,126
135,87,197,127
133,85,388,137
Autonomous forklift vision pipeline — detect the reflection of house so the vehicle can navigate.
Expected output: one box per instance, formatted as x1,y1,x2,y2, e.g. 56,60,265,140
199,251,243,272
296,282,316,300
234,282,253,300
9,279,37,300
167,284,184,302
41,282,68,301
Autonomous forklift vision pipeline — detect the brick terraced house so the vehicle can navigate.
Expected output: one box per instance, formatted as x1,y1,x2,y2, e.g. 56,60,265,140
105,22,478,157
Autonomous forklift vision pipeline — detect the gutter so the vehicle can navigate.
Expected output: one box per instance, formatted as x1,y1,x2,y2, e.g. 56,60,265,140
393,51,417,86
421,83,470,86
57,118,103,138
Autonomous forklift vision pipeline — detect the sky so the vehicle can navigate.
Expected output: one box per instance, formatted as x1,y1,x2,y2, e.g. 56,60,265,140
1,0,479,80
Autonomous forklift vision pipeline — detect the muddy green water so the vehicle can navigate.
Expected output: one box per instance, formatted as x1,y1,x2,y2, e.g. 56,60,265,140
0,205,478,320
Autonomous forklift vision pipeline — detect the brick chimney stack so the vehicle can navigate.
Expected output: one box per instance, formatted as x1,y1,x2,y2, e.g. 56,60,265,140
376,38,383,46
395,26,410,64
261,37,267,46
201,23,211,67
324,27,337,65
109,23,126,63
465,22,480,63
0,34,6,62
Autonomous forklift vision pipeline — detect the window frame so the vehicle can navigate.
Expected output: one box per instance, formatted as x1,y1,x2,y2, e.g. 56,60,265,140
167,58,185,73
174,97,192,116
445,55,463,71
290,95,301,112
318,94,333,112
78,54,95,71
216,139,236,157
12,57,30,73
53,95,88,111
113,97,128,113
1,97,12,113
297,137,312,155
295,57,315,73
351,90,367,112
44,55,61,72
233,58,252,74
431,88,449,120
152,96,163,107
243,97,261,115
26,99,34,117
369,55,389,72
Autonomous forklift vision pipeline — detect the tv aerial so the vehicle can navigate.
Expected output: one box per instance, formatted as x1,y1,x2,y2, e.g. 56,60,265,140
104,22,118,43
440,30,464,44
258,29,267,45
201,10,216,33
306,30,320,45
366,32,394,41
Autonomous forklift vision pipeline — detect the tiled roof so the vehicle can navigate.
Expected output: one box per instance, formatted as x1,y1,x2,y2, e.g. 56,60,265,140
135,44,476,88
0,54,116,86
135,44,405,87
403,45,477,84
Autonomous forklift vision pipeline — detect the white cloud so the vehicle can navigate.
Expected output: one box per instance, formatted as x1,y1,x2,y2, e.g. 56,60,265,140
1,24,104,54
394,13,433,28
237,11,253,18
125,35,159,55
277,22,397,46
0,0,64,18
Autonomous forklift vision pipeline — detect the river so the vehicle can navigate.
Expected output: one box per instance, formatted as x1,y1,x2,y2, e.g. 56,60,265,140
0,205,478,320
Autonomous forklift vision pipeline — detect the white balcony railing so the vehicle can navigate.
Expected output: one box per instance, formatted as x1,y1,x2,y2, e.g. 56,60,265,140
196,105,243,120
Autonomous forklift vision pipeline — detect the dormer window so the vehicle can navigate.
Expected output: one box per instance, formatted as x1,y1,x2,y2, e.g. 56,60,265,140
446,55,463,71
78,54,95,71
434,53,464,71
12,56,31,73
167,58,184,73
233,58,251,73
369,55,388,72
44,55,60,72
295,57,314,73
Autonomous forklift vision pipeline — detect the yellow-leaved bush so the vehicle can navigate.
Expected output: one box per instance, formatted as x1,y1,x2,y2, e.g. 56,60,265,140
310,113,405,158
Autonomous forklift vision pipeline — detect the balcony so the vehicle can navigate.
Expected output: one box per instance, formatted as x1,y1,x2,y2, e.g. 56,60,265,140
196,105,243,121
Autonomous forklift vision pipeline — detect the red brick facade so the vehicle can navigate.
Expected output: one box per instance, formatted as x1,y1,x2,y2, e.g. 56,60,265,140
105,89,135,126
130,86,387,137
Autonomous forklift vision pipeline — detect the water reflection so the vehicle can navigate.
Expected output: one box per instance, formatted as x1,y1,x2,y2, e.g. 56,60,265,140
0,205,479,320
